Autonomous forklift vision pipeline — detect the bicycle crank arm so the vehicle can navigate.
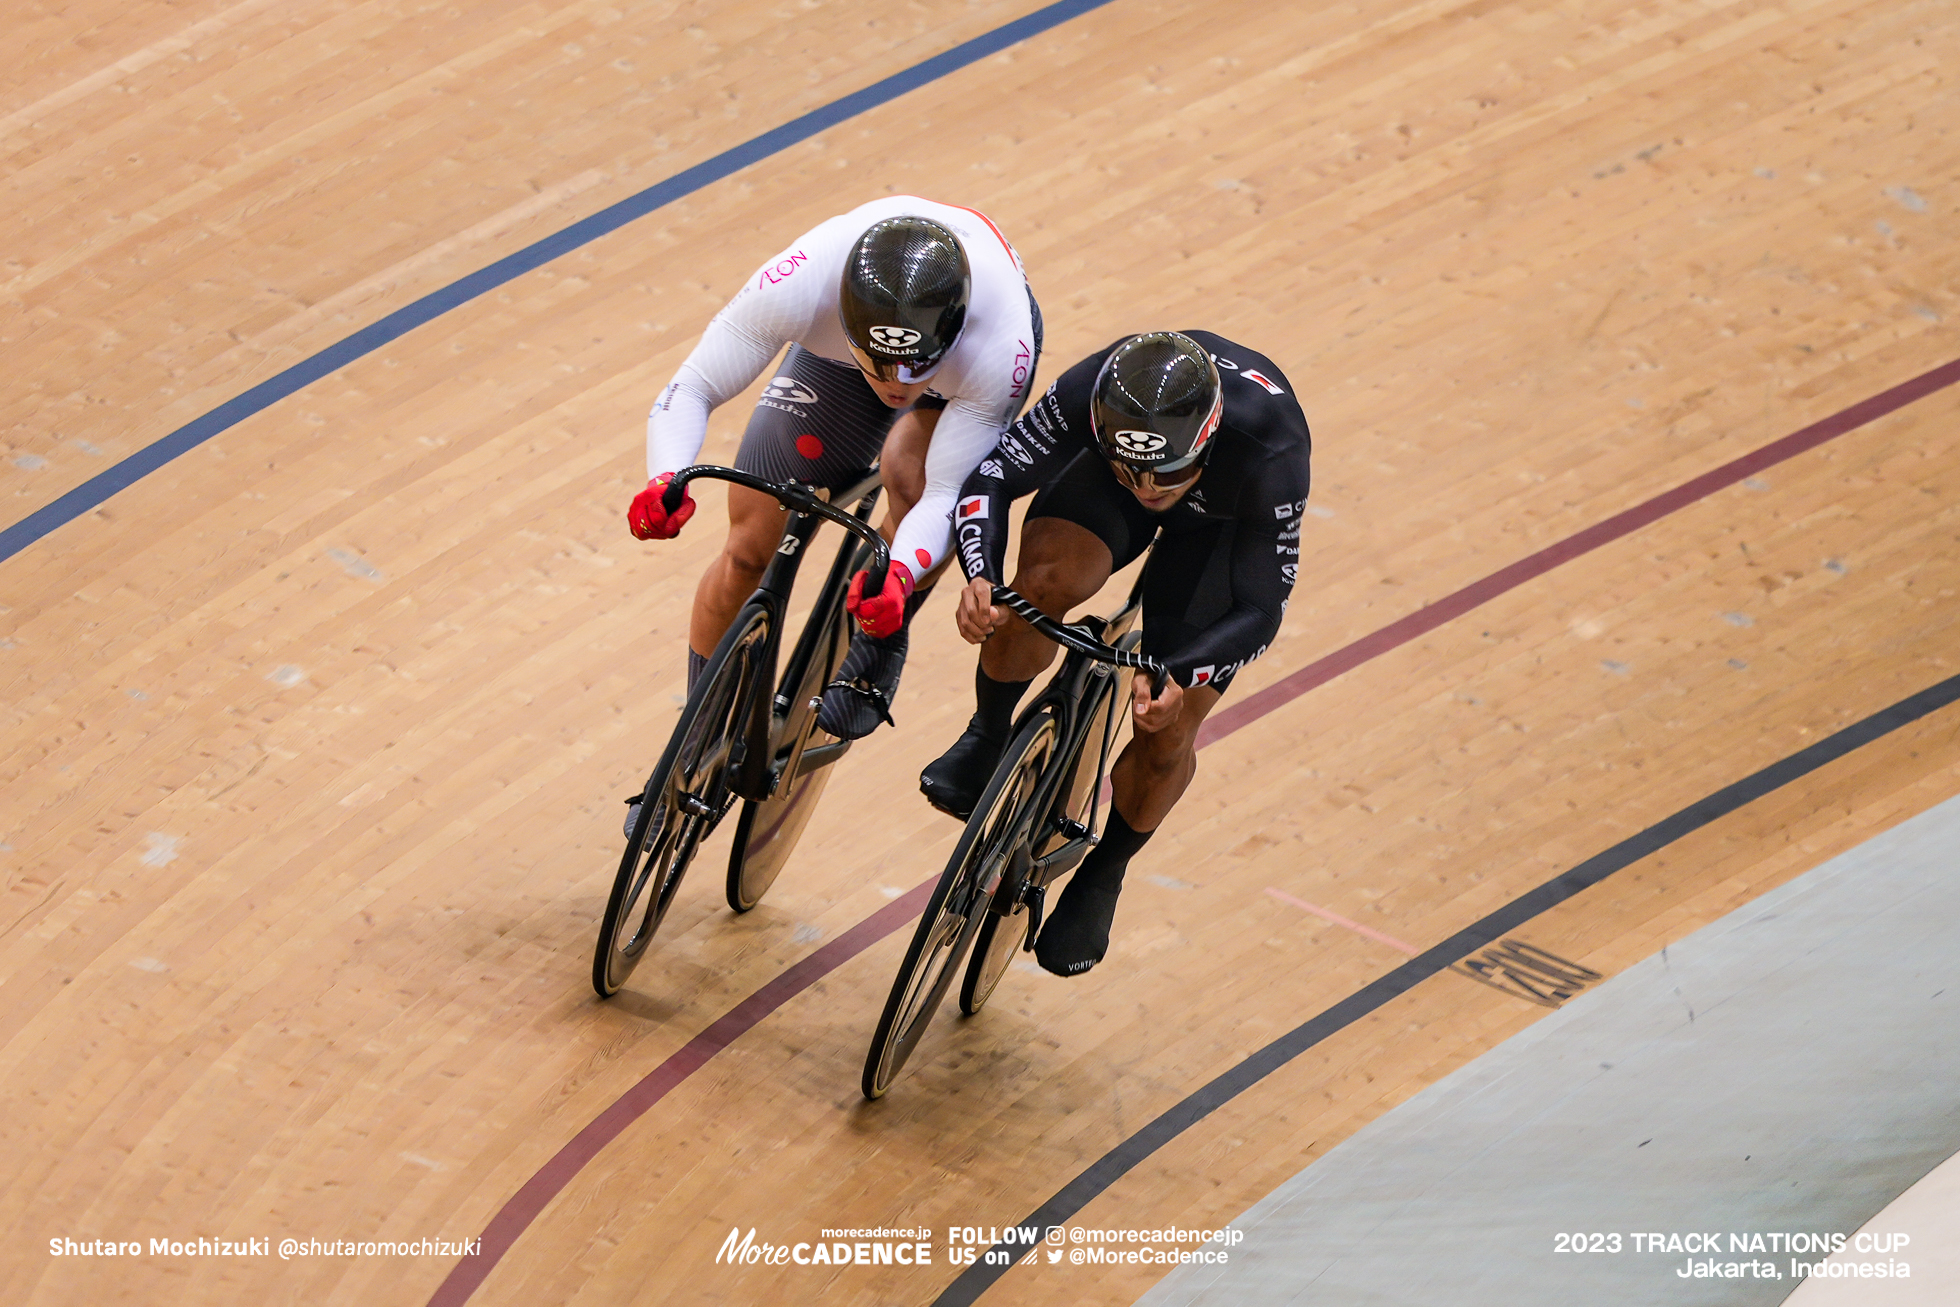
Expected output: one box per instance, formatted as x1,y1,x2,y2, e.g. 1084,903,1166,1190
783,739,850,785
771,697,825,796
768,704,856,794
1021,884,1046,949
1028,835,1094,884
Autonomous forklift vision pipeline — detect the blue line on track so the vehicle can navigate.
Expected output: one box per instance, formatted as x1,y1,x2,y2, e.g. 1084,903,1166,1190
0,0,1117,567
933,669,1960,1304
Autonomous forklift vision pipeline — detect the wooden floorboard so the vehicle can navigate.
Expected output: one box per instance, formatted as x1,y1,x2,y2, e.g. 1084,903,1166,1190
4,0,1958,1303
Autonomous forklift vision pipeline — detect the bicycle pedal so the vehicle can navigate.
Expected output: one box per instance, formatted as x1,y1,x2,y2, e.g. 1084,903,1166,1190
922,793,973,822
1051,815,1093,843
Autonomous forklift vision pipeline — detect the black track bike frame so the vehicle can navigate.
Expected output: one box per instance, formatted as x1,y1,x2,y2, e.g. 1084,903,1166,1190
981,570,1168,938
664,464,889,803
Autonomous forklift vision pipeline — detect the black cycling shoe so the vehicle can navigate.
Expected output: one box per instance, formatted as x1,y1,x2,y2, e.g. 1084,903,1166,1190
817,627,908,741
918,719,1006,820
1034,864,1125,977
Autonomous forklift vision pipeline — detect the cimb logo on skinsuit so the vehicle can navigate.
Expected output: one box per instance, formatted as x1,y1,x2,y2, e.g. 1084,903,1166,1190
867,325,922,353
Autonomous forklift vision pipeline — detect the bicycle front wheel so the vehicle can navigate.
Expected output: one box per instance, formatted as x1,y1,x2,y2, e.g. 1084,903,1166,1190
958,909,1030,1017
862,711,1058,1099
961,673,1118,1016
593,606,769,997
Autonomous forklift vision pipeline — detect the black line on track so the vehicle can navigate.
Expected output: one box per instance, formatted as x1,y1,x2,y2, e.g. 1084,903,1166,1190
0,0,1120,567
933,670,1960,1304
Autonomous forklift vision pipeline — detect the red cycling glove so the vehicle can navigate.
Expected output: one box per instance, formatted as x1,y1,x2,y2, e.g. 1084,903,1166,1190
845,560,915,639
627,473,696,540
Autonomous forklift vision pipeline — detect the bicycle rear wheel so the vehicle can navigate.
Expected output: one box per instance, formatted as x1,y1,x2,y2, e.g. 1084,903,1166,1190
725,602,851,912
592,606,769,997
862,711,1058,1099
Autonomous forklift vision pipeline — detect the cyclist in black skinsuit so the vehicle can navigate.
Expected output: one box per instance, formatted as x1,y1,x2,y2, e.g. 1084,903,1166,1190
920,330,1312,977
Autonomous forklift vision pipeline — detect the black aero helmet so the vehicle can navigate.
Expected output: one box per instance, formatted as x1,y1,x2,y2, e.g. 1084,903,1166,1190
837,216,970,384
1090,332,1223,490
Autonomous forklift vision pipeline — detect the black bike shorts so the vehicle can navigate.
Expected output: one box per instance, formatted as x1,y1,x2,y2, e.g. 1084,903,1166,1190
1026,451,1247,694
733,344,947,491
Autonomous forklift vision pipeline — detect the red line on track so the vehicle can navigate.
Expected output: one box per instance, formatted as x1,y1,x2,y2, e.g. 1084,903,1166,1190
429,355,1960,1304
426,882,934,1307
1265,887,1420,955
1199,357,1960,748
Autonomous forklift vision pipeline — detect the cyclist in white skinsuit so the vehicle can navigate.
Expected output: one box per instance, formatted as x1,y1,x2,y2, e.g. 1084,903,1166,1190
630,196,1043,740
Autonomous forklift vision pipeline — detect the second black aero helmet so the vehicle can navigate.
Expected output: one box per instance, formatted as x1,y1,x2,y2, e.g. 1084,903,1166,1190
1089,332,1223,482
838,216,971,384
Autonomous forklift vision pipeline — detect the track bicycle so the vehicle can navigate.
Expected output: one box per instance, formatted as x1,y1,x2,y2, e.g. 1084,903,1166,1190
594,464,891,998
861,569,1167,1098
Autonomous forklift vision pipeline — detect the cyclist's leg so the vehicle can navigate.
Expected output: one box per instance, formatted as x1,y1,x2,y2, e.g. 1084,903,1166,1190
1035,520,1231,976
814,396,946,739
639,348,892,841
689,483,787,666
920,454,1142,816
690,345,895,669
1032,684,1222,977
630,482,777,843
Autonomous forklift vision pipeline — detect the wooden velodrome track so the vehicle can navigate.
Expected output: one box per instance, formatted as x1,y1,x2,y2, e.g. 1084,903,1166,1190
5,0,1958,1303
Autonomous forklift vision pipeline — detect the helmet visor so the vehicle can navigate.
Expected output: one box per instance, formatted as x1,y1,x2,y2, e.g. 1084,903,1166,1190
1093,381,1222,493
846,338,947,386
1106,456,1205,496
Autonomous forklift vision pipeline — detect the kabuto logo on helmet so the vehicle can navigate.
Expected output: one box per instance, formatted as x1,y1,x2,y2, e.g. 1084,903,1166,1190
867,325,923,354
1112,429,1168,455
1090,332,1224,474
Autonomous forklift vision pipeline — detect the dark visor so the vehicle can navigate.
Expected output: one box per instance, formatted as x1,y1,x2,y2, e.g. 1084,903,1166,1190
847,340,947,386
1107,457,1204,494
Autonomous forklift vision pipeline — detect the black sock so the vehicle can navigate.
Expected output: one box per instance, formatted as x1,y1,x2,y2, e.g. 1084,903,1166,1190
1078,808,1153,890
1035,811,1154,976
686,647,707,695
973,664,1033,741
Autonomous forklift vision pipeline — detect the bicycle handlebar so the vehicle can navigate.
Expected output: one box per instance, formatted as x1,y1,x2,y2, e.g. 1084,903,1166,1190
988,584,1171,698
666,464,893,596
